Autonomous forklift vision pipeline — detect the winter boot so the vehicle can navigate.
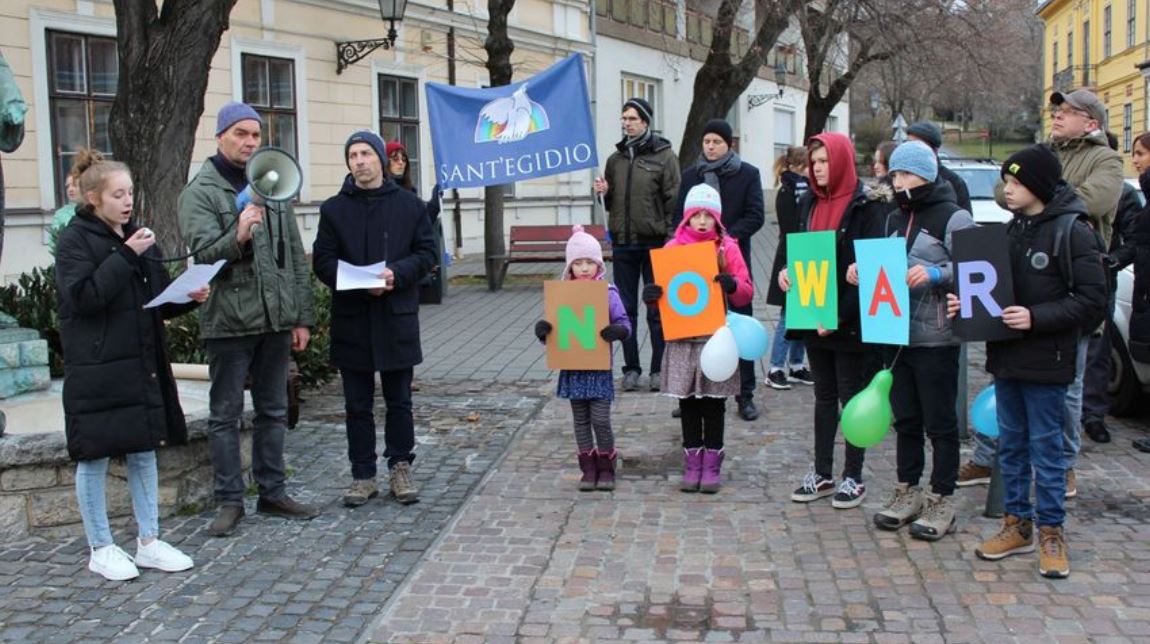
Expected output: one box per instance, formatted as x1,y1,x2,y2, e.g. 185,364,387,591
976,514,1035,561
595,449,617,491
909,492,957,541
873,483,924,530
681,448,704,492
577,450,597,491
699,448,725,494
1038,525,1070,578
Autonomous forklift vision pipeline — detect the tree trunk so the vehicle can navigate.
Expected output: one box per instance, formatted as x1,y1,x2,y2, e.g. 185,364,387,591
482,0,516,291
109,0,239,258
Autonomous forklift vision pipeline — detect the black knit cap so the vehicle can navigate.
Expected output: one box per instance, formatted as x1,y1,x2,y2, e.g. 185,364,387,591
623,97,654,124
1001,144,1062,205
703,118,734,147
906,121,943,149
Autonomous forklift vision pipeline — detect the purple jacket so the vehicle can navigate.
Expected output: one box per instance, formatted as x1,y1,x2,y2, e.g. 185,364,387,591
606,283,631,339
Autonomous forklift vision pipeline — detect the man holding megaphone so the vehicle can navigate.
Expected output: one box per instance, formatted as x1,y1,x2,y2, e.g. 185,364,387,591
178,102,318,538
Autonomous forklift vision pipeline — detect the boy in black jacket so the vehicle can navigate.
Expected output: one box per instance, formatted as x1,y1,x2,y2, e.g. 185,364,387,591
948,145,1106,579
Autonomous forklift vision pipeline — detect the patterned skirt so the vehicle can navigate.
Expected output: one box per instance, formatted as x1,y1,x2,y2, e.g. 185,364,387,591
660,339,739,398
557,370,615,401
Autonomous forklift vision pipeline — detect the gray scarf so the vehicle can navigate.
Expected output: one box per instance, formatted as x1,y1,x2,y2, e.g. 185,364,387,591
696,151,741,190
624,129,653,158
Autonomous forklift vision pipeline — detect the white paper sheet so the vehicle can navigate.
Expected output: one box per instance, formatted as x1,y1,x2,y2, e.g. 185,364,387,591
336,259,389,290
144,259,227,308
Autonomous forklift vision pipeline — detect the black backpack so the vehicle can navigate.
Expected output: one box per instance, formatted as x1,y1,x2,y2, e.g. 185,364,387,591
1051,212,1107,292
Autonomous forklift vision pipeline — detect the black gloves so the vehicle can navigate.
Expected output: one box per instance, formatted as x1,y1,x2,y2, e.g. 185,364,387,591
534,320,552,342
599,324,629,342
642,284,663,304
714,273,738,294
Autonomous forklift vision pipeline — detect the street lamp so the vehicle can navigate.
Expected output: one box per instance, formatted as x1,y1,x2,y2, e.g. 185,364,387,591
748,61,788,110
335,0,409,75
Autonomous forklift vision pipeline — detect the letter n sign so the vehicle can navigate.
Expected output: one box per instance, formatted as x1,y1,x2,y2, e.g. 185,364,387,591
543,280,610,370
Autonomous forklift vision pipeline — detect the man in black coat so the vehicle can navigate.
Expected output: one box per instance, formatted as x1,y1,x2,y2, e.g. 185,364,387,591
906,121,973,213
312,130,437,507
676,119,765,420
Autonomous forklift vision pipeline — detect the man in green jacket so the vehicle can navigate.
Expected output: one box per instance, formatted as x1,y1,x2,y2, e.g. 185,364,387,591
593,98,680,392
178,102,317,537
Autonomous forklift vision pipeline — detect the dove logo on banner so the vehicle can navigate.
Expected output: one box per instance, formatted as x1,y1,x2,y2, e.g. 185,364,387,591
427,54,598,189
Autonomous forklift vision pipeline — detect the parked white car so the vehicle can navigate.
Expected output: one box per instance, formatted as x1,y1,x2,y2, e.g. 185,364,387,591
946,161,1013,224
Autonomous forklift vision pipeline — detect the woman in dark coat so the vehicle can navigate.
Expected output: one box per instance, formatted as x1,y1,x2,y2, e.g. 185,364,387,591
56,151,207,581
1126,134,1150,452
385,141,446,302
765,146,812,390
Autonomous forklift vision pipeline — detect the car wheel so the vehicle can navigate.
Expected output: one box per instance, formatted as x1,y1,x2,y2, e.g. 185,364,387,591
1108,320,1144,416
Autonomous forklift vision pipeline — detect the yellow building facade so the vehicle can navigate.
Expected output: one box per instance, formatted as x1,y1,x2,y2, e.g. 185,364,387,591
1040,0,1150,176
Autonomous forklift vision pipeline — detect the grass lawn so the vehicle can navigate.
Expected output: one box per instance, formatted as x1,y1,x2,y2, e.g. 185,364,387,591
942,138,1031,162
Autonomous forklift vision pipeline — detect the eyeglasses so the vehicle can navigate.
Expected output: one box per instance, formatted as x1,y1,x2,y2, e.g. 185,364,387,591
1049,106,1090,119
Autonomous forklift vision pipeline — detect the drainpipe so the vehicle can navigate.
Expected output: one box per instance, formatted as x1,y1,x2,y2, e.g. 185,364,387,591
448,0,462,256
589,1,600,225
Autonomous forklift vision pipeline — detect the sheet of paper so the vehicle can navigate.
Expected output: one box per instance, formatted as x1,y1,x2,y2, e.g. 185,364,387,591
336,259,389,291
144,259,226,309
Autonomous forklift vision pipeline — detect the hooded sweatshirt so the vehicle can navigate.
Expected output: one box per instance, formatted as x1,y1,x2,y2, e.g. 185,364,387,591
807,133,859,233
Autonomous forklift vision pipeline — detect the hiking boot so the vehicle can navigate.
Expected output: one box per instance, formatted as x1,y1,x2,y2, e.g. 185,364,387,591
595,449,617,491
1066,468,1077,499
1083,420,1111,444
765,369,791,390
681,448,704,492
88,544,139,581
832,477,867,509
791,468,835,503
648,372,661,392
390,462,420,504
737,398,759,421
975,515,1035,560
788,367,815,385
342,478,379,507
873,483,924,530
577,450,598,491
209,505,245,537
257,495,320,520
622,371,640,392
1038,525,1070,578
956,461,992,487
699,448,725,493
909,492,957,541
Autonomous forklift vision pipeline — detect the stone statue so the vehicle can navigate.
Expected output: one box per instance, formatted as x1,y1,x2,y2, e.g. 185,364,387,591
1,49,29,263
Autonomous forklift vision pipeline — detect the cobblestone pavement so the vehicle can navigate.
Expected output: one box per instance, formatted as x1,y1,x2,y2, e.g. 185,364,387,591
0,381,548,642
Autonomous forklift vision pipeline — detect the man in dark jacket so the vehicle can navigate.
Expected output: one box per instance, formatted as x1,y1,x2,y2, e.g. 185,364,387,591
178,102,318,537
906,121,973,212
313,130,437,507
594,98,680,392
676,119,765,420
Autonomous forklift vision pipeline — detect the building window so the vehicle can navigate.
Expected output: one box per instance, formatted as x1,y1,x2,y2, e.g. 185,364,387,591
1068,29,1074,69
1053,41,1059,78
47,30,117,205
1104,8,1112,58
1083,22,1091,84
621,74,660,134
773,108,796,186
1124,103,1133,152
1129,0,1137,48
241,54,297,157
378,74,421,188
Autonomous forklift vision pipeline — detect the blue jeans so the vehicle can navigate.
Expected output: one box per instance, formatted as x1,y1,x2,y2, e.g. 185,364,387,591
995,377,1067,527
1062,335,1089,468
75,452,159,548
768,313,805,370
205,332,291,505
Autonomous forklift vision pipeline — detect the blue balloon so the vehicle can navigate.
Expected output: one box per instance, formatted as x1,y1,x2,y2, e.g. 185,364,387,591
726,312,770,361
971,384,999,438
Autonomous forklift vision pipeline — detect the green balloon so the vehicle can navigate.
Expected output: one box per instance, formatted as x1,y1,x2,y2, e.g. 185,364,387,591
841,369,893,448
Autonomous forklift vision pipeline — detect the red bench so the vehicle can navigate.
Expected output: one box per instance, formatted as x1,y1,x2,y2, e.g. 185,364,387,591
494,224,612,284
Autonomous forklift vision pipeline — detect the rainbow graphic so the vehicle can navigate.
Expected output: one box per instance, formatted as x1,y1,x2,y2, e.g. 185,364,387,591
474,85,551,144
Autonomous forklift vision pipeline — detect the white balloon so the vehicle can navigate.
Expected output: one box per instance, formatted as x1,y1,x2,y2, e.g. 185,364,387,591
700,325,740,381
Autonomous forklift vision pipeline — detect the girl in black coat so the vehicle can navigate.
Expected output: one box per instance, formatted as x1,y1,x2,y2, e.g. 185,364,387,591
765,146,812,390
56,151,208,581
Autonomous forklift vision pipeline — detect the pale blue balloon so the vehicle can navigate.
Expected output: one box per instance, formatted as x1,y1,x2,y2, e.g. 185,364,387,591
971,384,999,438
726,312,770,361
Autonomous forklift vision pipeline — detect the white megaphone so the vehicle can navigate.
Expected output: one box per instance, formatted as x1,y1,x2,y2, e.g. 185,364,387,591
235,146,302,211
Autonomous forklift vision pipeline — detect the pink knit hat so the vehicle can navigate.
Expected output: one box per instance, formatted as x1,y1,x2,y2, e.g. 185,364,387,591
563,224,604,280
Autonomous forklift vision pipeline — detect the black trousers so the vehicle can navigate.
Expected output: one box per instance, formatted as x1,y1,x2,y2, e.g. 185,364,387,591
888,345,961,496
679,397,726,450
731,238,756,401
612,244,665,376
807,344,866,482
1081,290,1116,424
340,367,416,479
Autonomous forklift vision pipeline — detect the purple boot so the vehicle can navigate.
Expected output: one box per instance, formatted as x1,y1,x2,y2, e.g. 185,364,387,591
577,450,597,491
700,448,725,493
596,449,617,491
681,448,704,492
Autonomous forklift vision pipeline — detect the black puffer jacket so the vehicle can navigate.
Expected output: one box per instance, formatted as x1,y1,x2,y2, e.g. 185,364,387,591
986,183,1108,384
1127,173,1150,361
767,170,809,306
56,210,197,461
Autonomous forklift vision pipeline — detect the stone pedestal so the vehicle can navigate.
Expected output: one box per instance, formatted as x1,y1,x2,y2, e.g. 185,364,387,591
0,327,50,399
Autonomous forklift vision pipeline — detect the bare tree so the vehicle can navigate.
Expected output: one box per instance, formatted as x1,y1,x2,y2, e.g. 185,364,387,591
483,0,516,291
109,0,239,256
679,0,799,167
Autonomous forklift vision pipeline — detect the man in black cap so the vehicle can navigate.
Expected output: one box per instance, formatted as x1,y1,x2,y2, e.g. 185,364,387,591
906,121,972,212
594,98,680,392
675,118,765,420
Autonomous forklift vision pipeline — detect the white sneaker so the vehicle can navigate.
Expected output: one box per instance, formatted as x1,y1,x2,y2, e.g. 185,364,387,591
88,544,140,581
135,539,194,573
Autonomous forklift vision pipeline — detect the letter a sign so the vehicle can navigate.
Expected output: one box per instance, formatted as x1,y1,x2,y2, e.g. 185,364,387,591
543,280,610,370
785,231,838,330
854,238,909,345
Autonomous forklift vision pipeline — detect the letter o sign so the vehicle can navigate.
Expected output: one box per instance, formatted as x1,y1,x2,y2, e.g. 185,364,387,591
667,271,709,317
